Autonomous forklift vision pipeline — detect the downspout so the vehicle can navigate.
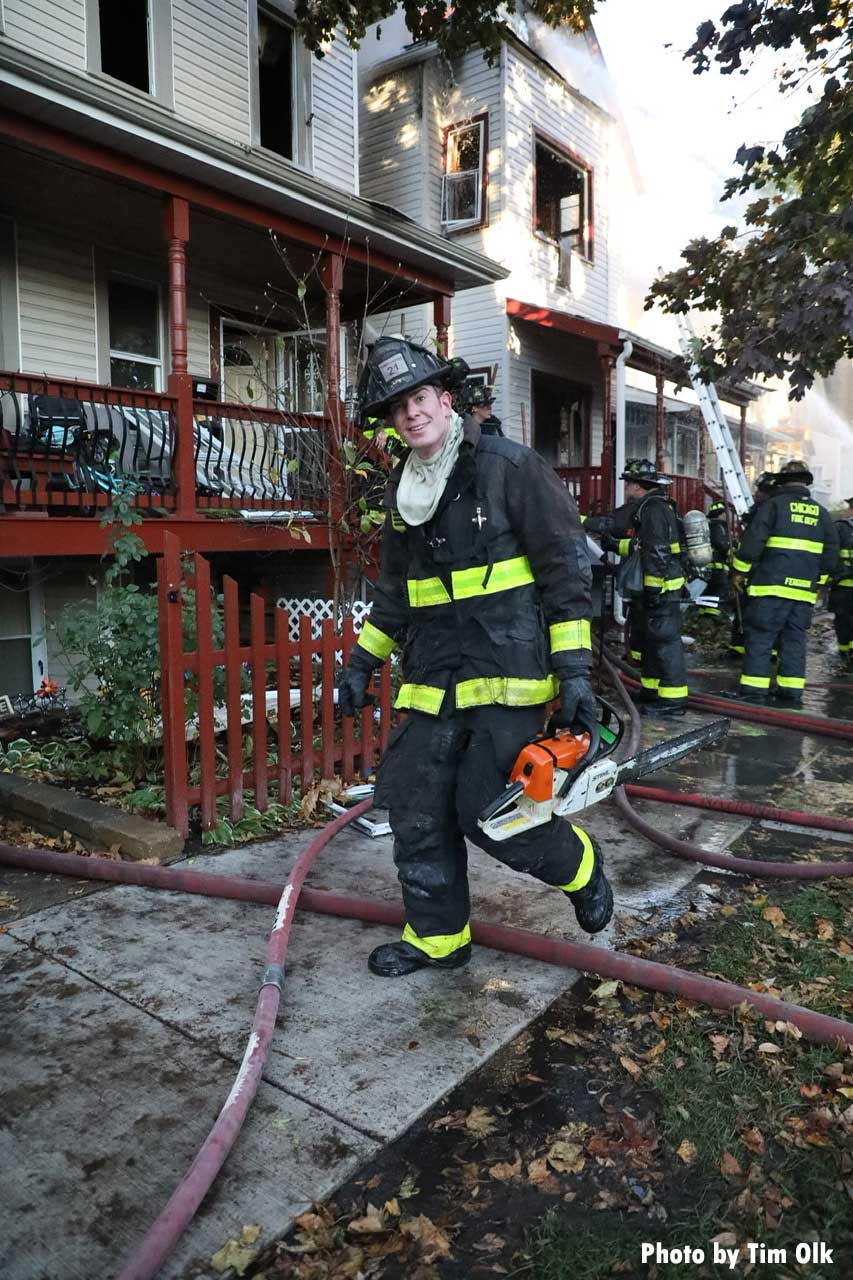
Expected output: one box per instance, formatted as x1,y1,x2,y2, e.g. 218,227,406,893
612,337,633,625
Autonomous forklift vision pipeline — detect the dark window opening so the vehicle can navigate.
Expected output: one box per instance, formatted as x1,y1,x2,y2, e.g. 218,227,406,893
258,8,294,159
109,280,161,391
532,373,590,469
98,0,150,93
534,140,592,270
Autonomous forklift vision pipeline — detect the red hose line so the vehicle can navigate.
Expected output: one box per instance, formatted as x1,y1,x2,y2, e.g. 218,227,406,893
625,784,853,836
3,843,851,1051
114,799,373,1280
601,656,853,879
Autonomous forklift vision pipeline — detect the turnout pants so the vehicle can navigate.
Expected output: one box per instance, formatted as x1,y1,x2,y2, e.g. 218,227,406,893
830,586,853,659
739,595,812,696
632,597,689,709
701,566,731,616
374,702,594,958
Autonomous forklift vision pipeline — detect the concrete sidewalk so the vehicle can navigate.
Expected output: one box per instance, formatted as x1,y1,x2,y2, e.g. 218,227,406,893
1,760,747,1280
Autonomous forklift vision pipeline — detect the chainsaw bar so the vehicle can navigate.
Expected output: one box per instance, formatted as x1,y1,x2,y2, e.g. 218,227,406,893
615,717,730,787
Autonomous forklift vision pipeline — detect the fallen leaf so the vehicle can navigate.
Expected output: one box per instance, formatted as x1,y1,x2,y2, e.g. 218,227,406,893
473,1233,505,1252
709,1034,731,1059
643,1039,667,1062
465,1106,498,1138
488,1152,522,1181
676,1139,697,1165
758,1042,782,1054
741,1127,765,1154
720,1151,742,1178
762,906,786,928
619,1056,642,1080
399,1214,452,1263
210,1224,262,1276
546,1139,585,1174
712,1231,739,1250
815,918,835,941
800,1084,823,1099
837,1087,853,1100
591,979,621,1001
527,1157,552,1185
348,1205,387,1234
384,1198,401,1217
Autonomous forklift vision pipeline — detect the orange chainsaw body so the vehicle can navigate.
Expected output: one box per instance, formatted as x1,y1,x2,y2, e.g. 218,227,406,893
509,731,592,803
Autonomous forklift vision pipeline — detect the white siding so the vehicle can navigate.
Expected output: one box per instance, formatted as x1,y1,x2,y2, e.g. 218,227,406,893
360,65,426,221
312,35,357,194
501,43,612,326
3,0,87,69
44,564,101,699
425,49,503,238
17,226,98,380
187,295,211,378
171,0,252,144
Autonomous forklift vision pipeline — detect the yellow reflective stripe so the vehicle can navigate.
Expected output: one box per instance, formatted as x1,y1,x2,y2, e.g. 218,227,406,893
729,645,745,654
658,685,688,699
579,513,587,525
559,825,596,892
839,641,853,651
746,584,817,603
732,558,751,573
840,549,853,560
451,555,534,600
390,511,406,532
395,683,445,714
402,922,471,959
740,674,771,689
618,538,632,557
630,649,642,661
549,620,592,653
777,675,805,689
357,621,396,661
406,577,451,607
640,677,659,689
455,675,559,709
838,578,853,588
643,575,685,591
819,574,829,584
670,542,681,553
766,537,823,553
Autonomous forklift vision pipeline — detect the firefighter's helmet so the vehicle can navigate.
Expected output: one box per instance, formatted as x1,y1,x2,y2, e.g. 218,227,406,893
463,382,496,409
755,472,775,493
775,459,814,485
620,458,671,487
708,500,726,518
356,336,458,423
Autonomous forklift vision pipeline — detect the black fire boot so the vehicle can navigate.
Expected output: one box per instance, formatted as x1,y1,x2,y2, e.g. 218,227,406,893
730,687,767,704
639,701,687,719
770,688,803,708
368,940,472,978
565,854,614,934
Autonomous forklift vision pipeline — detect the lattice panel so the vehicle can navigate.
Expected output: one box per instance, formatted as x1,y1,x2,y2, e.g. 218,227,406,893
276,597,373,640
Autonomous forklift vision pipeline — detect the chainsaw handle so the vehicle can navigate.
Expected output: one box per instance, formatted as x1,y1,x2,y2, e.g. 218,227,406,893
545,708,601,764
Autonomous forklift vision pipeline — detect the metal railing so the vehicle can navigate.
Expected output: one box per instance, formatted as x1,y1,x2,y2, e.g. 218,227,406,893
0,371,177,515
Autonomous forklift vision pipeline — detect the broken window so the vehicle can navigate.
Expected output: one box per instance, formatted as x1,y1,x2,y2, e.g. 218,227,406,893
98,0,151,94
257,6,295,159
441,117,487,231
534,139,592,282
109,280,162,391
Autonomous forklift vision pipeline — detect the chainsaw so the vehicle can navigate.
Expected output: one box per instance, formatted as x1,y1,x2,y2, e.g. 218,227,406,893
478,696,730,842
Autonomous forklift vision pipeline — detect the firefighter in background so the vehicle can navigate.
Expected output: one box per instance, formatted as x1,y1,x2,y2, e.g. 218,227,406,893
336,336,613,978
586,459,689,718
700,500,731,617
462,382,504,436
731,460,839,703
829,496,853,667
729,472,775,655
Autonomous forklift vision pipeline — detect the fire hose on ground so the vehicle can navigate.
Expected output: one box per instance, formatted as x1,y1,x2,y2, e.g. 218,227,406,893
3,665,853,1277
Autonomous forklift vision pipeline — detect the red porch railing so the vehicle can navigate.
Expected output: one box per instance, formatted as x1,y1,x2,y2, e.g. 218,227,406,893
556,465,606,514
157,533,392,837
0,369,335,519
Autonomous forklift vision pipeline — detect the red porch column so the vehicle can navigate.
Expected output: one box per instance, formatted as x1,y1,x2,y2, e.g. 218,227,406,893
654,366,666,475
739,404,747,465
322,251,346,587
434,294,452,357
598,347,614,510
163,195,195,519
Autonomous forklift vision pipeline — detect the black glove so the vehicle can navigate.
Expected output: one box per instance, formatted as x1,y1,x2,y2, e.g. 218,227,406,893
552,674,597,731
337,655,376,716
599,532,620,555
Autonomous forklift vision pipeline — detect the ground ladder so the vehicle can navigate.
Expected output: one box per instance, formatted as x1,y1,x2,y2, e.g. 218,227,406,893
675,313,753,517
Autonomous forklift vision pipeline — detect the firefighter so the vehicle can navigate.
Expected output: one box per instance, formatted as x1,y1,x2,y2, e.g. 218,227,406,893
829,497,853,666
586,459,689,718
463,382,503,436
729,473,775,655
731,460,839,703
700,501,731,617
336,336,612,977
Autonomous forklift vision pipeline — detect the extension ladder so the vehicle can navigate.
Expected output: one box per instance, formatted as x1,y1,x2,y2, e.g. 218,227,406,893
675,314,753,517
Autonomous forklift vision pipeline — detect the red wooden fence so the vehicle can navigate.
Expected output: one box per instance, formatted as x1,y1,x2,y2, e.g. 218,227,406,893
157,532,392,836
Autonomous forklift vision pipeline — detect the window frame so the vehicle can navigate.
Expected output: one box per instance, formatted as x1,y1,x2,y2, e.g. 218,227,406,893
531,131,594,266
441,113,489,235
85,0,174,107
250,0,313,171
107,276,165,393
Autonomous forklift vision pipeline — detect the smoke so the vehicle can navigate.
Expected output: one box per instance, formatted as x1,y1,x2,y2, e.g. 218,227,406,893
524,14,619,118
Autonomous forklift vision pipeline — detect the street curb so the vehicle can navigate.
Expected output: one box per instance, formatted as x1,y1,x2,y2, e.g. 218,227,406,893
0,773,184,862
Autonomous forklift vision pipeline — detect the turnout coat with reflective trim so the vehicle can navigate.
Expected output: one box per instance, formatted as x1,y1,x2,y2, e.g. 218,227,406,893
833,518,853,589
586,491,684,597
733,484,839,604
354,418,592,714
